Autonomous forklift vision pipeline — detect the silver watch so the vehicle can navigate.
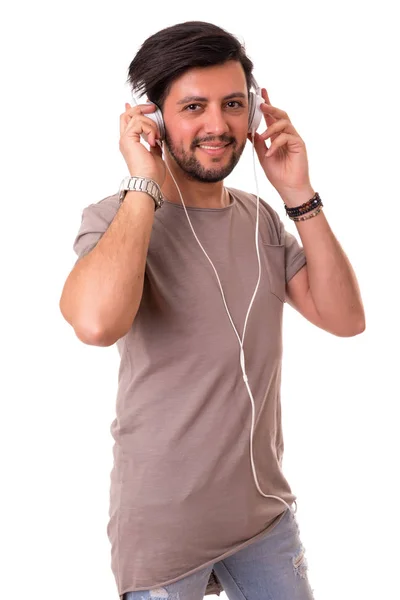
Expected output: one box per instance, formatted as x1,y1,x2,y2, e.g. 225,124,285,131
118,176,164,210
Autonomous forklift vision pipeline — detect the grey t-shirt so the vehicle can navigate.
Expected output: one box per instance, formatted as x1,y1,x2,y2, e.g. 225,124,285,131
72,186,307,599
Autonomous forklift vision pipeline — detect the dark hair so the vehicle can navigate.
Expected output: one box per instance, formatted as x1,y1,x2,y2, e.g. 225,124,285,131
126,21,255,110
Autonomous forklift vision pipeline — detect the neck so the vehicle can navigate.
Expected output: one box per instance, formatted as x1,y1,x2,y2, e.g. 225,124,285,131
160,154,229,209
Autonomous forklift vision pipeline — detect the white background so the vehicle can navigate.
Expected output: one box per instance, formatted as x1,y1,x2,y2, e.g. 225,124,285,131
1,1,399,599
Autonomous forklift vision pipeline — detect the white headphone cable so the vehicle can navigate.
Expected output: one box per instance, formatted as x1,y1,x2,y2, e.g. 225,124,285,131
158,132,297,516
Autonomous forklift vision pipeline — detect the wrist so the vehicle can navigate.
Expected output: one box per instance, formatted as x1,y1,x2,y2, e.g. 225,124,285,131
123,191,157,212
119,175,164,211
127,169,162,188
279,186,316,209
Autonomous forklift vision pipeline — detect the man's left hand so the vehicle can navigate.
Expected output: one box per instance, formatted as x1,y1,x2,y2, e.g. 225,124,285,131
247,88,313,202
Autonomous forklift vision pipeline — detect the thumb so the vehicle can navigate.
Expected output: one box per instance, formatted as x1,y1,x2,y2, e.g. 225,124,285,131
249,131,267,162
149,140,163,158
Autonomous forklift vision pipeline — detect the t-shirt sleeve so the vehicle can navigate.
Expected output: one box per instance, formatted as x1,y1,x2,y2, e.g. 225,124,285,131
256,194,307,284
72,196,119,262
279,218,307,283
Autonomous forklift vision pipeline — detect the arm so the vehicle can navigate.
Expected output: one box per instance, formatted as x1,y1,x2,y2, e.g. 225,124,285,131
60,100,166,346
59,192,155,346
284,187,365,337
249,90,365,335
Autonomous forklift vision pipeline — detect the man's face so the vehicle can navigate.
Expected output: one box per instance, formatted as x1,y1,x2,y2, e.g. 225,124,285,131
162,61,249,183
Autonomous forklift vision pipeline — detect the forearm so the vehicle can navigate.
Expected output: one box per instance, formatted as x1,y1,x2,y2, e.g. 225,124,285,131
281,187,365,332
60,191,155,345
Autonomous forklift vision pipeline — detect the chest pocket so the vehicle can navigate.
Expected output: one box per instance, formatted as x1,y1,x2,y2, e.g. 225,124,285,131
262,242,286,303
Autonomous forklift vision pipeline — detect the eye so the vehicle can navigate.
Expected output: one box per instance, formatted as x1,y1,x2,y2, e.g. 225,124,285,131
183,101,245,112
184,104,202,112
226,101,244,108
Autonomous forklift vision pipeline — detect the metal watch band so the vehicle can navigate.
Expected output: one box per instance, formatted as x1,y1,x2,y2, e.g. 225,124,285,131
118,176,164,210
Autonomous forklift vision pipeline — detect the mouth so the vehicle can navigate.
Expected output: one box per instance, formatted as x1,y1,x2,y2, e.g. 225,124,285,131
197,142,232,156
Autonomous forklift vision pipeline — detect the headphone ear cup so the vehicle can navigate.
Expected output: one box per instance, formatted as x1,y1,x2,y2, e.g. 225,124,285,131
248,92,264,134
143,101,166,141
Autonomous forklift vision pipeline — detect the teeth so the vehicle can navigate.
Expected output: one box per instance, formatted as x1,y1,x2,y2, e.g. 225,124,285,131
199,145,226,149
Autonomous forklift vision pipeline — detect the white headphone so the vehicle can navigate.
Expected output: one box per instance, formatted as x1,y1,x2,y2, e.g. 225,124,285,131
133,78,297,517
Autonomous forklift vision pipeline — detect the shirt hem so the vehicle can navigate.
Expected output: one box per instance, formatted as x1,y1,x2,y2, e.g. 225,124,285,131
117,506,290,598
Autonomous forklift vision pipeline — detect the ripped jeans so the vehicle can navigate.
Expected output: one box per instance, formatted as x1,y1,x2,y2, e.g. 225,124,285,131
123,507,315,600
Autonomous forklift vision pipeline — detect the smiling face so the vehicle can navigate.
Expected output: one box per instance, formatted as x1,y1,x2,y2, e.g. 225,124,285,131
161,60,250,183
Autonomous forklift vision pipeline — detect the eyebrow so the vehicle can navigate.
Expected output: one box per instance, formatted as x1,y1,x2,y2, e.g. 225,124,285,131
177,92,247,105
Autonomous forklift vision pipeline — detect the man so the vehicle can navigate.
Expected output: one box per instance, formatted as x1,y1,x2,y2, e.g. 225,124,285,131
59,21,365,600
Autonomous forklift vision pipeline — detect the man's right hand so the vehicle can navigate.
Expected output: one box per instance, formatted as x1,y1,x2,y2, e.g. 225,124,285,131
119,102,166,187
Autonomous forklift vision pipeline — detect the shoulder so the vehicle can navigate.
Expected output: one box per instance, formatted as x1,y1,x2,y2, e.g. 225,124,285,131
227,186,282,244
80,192,120,221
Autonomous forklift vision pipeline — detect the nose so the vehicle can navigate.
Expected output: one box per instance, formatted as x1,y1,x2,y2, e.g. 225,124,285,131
203,105,230,137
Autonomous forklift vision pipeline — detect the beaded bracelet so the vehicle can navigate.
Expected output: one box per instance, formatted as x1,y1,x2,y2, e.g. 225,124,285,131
285,192,322,217
287,198,322,217
284,191,319,212
289,201,323,218
286,198,320,217
285,197,319,216
290,206,323,222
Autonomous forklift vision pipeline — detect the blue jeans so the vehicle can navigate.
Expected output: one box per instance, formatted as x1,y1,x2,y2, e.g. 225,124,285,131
123,508,315,599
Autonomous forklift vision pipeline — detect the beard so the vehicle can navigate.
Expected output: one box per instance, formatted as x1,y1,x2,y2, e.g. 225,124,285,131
164,130,246,183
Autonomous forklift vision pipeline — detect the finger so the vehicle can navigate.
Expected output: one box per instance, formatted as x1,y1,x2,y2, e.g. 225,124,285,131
119,109,157,138
131,103,157,121
259,119,297,141
148,129,158,147
119,103,157,133
248,131,268,162
264,133,291,157
149,140,163,158
261,88,270,104
120,103,156,125
260,102,291,123
120,103,157,127
124,114,159,144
